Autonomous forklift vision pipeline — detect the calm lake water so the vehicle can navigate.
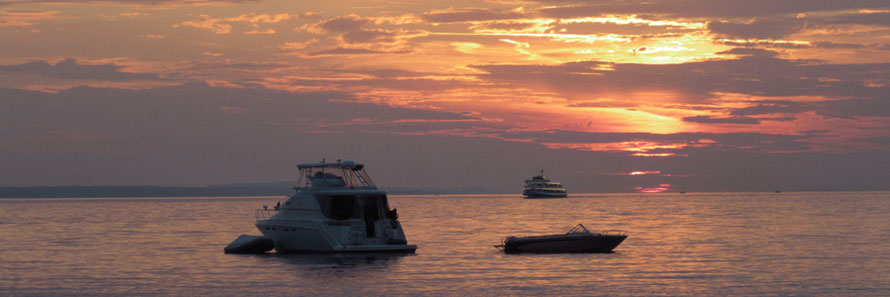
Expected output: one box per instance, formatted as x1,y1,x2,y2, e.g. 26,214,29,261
2,192,889,296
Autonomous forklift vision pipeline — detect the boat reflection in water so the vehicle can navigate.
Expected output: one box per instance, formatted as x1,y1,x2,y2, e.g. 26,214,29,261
496,224,626,254
261,252,410,269
252,160,417,253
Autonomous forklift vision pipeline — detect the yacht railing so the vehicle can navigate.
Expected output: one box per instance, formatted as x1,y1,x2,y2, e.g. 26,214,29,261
255,208,278,222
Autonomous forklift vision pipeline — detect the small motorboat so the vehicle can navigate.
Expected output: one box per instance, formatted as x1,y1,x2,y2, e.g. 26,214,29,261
495,224,626,254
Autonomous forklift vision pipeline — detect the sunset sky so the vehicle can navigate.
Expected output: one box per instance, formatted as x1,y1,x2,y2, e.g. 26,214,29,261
2,0,889,193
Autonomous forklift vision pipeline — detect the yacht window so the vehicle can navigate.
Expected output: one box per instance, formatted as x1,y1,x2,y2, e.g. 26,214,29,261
360,196,381,222
380,195,391,212
315,195,330,216
329,195,356,220
310,172,347,187
360,196,381,238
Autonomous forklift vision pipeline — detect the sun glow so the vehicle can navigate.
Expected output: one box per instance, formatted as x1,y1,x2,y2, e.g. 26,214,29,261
628,170,661,175
541,141,688,156
635,184,672,193
561,15,705,29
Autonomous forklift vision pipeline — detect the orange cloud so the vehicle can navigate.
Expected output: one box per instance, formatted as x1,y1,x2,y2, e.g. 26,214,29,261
245,28,275,34
225,13,295,25
173,14,231,34
0,9,60,28
173,12,307,35
302,14,368,34
541,141,689,156
279,39,318,51
420,8,528,23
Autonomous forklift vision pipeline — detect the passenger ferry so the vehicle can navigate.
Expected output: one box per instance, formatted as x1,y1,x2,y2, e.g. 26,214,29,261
522,169,568,198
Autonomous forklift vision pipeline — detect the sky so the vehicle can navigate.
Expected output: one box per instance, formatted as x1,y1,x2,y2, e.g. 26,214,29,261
1,0,889,193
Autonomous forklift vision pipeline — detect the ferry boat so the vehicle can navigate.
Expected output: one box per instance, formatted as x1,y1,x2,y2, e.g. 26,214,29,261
252,160,416,253
522,169,567,198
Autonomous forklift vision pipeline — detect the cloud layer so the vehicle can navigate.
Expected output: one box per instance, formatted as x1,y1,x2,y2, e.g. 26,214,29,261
1,0,890,191
3,83,888,192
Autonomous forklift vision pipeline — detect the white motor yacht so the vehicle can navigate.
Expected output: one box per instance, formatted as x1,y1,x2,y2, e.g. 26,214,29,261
254,160,416,253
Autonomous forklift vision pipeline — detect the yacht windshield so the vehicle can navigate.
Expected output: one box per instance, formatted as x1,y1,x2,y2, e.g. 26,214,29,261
295,163,377,189
316,194,389,223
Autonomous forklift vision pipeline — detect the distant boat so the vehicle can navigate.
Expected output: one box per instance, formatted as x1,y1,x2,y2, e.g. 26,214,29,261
495,224,626,254
679,186,686,194
522,169,567,198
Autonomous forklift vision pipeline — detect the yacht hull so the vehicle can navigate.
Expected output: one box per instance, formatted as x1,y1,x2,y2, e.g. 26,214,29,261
258,222,335,252
257,220,416,253
523,191,567,198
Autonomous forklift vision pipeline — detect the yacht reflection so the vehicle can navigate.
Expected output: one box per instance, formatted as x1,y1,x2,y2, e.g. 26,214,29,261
256,252,413,270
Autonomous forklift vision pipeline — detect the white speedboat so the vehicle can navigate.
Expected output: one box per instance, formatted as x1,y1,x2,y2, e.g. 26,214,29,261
254,160,416,253
522,169,567,198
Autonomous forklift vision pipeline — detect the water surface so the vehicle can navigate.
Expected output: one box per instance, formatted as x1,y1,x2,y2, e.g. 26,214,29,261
1,192,888,296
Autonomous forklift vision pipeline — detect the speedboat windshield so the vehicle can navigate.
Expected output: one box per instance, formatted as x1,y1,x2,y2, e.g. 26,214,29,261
295,160,377,189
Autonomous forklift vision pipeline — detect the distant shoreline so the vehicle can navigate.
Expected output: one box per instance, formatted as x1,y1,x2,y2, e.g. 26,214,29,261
0,185,290,198
1,185,884,198
0,184,503,198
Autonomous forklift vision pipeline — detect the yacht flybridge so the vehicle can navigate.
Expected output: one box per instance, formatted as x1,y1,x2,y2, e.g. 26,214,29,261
230,160,416,253
523,169,568,198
